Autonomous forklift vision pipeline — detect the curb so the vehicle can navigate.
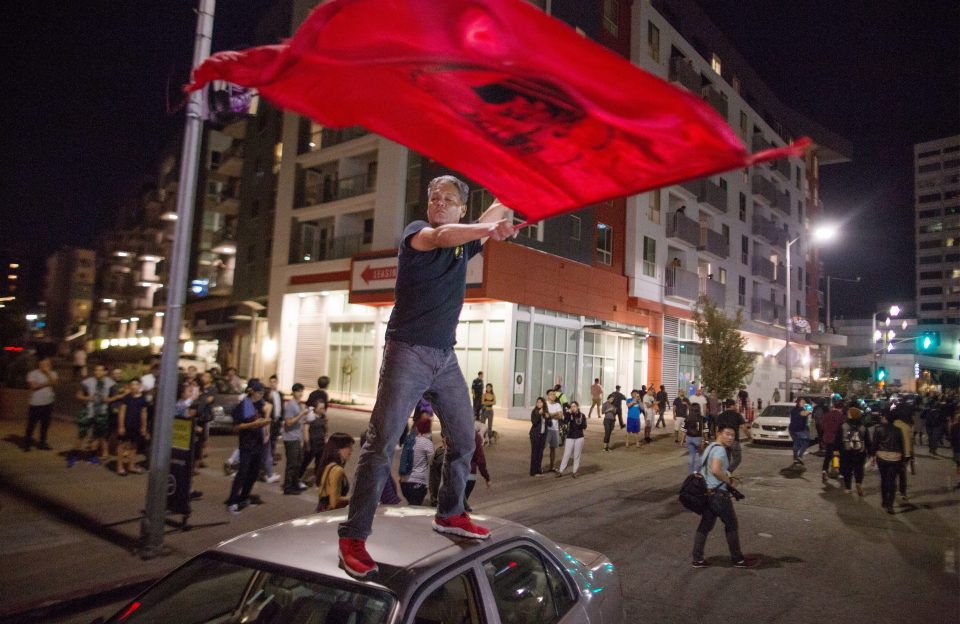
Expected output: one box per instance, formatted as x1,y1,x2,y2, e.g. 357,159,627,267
0,576,157,624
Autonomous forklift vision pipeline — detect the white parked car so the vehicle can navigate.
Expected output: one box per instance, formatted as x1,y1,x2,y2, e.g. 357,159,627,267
750,402,796,444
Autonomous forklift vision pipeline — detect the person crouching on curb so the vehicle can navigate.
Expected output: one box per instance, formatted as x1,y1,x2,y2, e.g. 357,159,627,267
691,423,757,569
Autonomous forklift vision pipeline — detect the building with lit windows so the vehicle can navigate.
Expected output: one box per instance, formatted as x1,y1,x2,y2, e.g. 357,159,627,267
44,247,95,343
263,0,850,415
914,134,960,326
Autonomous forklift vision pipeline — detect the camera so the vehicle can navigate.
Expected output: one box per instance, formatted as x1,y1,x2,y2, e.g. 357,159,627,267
728,485,745,501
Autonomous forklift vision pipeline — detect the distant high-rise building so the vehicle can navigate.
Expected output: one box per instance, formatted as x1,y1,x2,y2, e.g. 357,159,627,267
914,134,960,326
0,250,26,304
44,247,95,342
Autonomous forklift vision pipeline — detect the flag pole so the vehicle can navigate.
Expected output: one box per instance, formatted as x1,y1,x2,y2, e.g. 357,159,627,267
140,0,215,559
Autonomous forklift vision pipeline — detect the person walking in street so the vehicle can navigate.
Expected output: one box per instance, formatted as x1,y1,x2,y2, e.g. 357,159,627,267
706,390,721,441
655,385,668,428
820,399,846,483
530,397,548,475
464,423,491,511
673,394,687,445
588,378,603,419
893,411,914,504
690,387,707,437
282,383,310,495
684,402,705,473
737,386,749,414
300,385,329,485
428,433,447,507
317,432,356,512
625,389,642,448
72,363,115,467
839,406,869,496
225,380,271,514
691,424,756,568
610,385,627,429
337,177,511,579
642,389,656,443
601,395,617,451
871,409,905,514
716,399,748,473
481,383,496,444
789,398,811,466
24,356,57,451
471,371,484,420
949,407,960,490
556,401,587,478
400,416,434,505
544,388,563,471
116,378,148,476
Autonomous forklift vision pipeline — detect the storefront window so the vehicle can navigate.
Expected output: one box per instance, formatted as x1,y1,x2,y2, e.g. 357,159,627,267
678,342,701,391
328,322,376,398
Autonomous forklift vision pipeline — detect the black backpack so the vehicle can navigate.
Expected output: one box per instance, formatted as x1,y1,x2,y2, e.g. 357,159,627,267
678,443,717,515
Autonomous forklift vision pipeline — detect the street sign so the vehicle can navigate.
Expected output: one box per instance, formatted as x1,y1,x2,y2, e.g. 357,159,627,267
167,415,195,517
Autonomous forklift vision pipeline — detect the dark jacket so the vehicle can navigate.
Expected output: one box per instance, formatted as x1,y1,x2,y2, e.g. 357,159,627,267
470,431,490,481
788,405,808,434
530,408,547,436
871,423,905,457
840,419,869,455
821,408,845,446
563,411,587,439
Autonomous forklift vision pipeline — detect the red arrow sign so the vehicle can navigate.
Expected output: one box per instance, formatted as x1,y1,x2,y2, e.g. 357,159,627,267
361,265,397,284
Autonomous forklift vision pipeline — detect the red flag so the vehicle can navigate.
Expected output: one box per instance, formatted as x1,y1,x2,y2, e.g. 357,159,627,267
187,0,807,224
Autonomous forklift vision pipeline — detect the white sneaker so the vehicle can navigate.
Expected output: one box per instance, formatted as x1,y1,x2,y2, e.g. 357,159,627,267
297,481,309,490
265,474,281,484
227,504,241,515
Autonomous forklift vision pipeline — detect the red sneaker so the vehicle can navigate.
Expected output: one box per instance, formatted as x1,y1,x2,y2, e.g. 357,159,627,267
338,538,378,579
432,512,490,540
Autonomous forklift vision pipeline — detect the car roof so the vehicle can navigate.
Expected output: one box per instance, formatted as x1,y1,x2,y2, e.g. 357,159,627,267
211,507,537,596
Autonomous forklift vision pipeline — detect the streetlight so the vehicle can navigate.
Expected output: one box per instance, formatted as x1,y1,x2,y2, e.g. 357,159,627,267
871,304,901,382
785,224,839,400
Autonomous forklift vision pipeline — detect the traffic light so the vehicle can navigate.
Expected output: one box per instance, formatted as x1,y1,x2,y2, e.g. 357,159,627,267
916,331,940,351
876,367,887,382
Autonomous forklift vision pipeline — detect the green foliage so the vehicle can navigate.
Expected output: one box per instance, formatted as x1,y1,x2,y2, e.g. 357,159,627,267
693,299,754,401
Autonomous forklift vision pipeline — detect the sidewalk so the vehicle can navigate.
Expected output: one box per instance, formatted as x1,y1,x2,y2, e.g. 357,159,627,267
0,405,682,620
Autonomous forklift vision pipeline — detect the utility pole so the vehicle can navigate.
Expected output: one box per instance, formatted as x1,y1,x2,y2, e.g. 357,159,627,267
140,0,215,558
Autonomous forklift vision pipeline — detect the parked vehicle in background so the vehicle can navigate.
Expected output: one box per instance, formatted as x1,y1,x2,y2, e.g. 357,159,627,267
750,402,796,444
99,508,623,624
208,377,245,434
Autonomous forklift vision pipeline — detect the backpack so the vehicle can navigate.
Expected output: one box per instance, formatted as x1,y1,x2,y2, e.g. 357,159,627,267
684,414,703,437
843,424,865,452
398,430,416,476
678,443,718,515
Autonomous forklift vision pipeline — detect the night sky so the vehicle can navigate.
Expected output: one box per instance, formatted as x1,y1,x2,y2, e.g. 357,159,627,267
2,1,958,316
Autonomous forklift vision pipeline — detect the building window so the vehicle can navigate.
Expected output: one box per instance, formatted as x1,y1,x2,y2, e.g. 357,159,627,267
513,211,543,241
642,236,656,277
920,302,943,311
718,267,727,285
741,235,749,265
739,193,747,221
647,21,660,62
649,190,661,224
918,240,941,250
919,270,943,279
739,111,748,137
596,223,613,265
602,0,619,36
795,166,802,189
731,75,741,94
363,218,374,244
722,224,730,244
710,53,722,75
920,286,944,295
738,276,746,306
569,215,581,241
797,200,803,221
250,199,260,219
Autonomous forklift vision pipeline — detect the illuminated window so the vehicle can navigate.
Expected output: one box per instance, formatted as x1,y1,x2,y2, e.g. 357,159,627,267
642,236,656,277
649,190,661,224
596,223,613,265
740,111,748,137
602,0,619,36
8,263,18,269
710,53,722,75
647,22,660,62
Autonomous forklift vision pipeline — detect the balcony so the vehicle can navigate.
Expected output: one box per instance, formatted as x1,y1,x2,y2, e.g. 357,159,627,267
701,84,728,119
665,266,700,301
772,189,792,216
698,227,729,259
677,178,701,200
211,224,237,255
698,179,728,213
751,256,775,282
700,276,726,305
772,157,791,181
751,298,784,324
751,133,772,154
321,126,370,149
301,170,377,207
751,174,778,205
666,210,701,247
291,232,366,264
774,265,787,287
216,142,245,178
669,56,700,92
752,214,788,248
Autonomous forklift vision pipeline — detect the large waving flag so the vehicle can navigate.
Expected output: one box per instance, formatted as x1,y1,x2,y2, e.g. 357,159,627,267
187,0,807,224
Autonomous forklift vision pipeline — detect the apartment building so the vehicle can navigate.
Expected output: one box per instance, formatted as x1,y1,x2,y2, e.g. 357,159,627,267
914,134,960,326
263,0,849,413
44,247,96,342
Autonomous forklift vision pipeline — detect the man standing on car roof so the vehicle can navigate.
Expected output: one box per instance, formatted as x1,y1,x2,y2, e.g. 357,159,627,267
337,176,514,579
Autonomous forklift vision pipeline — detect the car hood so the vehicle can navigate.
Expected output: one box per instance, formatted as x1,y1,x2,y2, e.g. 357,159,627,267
754,416,790,426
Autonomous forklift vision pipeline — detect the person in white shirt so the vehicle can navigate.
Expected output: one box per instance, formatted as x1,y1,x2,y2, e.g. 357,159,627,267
25,357,57,451
544,389,563,472
642,390,656,443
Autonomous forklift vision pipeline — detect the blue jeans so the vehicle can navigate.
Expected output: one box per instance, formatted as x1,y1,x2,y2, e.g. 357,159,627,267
791,431,809,461
339,341,475,540
686,436,703,473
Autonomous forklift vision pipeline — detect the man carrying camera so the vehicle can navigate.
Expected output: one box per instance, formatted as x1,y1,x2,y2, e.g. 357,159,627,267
691,423,757,569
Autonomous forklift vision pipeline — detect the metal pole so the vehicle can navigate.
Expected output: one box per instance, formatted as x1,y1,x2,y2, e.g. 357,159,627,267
140,0,215,558
825,275,831,373
784,238,794,402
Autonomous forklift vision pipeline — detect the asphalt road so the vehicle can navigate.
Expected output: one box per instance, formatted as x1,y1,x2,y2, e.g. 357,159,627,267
17,408,960,623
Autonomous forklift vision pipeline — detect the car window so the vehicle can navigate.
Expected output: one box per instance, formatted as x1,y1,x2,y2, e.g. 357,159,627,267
483,547,573,624
413,571,483,624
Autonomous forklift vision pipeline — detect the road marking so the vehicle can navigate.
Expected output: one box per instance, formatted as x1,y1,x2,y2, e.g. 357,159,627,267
757,532,773,538
945,548,956,575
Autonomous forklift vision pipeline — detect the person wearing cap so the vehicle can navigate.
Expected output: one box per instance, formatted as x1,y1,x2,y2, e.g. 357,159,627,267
716,398,748,472
337,176,514,579
225,379,271,513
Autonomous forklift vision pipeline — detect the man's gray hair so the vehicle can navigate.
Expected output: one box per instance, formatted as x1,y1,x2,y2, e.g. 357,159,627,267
427,175,469,205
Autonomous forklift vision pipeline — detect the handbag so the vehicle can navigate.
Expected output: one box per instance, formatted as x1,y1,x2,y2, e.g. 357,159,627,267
678,443,717,515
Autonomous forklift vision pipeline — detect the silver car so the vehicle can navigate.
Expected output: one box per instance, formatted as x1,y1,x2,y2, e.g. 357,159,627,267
101,507,622,623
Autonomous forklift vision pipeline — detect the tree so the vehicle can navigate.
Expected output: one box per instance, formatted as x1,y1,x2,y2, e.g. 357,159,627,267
693,299,754,401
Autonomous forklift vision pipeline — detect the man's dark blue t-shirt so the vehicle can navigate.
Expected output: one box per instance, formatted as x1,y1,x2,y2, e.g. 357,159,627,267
385,220,482,349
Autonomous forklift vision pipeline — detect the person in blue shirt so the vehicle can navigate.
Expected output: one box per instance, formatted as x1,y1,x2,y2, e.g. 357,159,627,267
625,389,642,447
692,424,756,568
788,398,811,465
338,176,514,579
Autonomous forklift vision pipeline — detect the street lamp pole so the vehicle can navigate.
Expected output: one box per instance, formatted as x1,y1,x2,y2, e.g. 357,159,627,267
824,274,860,373
785,236,798,401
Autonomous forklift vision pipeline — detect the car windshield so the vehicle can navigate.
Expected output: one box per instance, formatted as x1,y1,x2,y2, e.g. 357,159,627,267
759,405,793,419
105,554,394,624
